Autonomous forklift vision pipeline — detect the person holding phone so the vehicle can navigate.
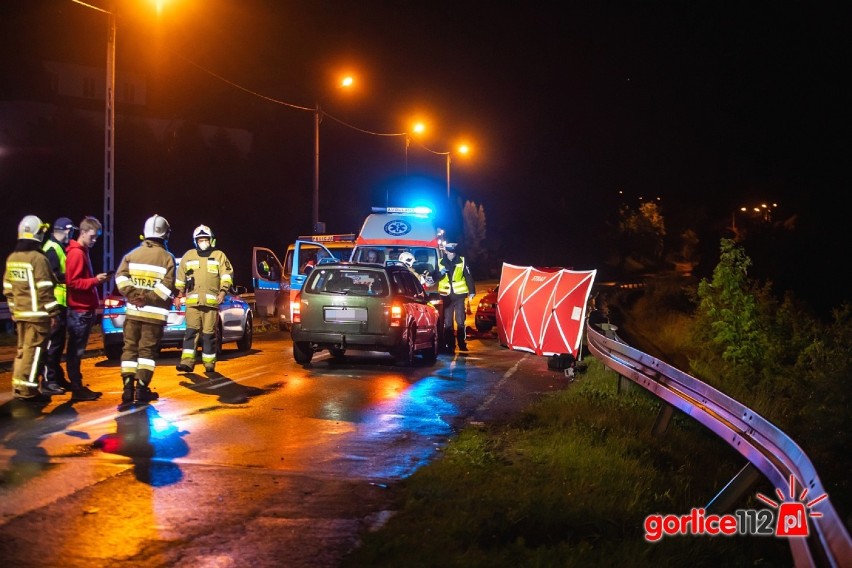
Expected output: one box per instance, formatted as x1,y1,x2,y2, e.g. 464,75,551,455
64,216,109,401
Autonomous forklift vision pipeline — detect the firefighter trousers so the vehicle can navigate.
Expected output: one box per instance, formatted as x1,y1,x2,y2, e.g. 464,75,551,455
12,320,51,395
120,319,165,387
180,306,217,369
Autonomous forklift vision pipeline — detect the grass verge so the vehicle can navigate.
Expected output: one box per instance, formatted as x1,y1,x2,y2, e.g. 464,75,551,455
343,358,792,567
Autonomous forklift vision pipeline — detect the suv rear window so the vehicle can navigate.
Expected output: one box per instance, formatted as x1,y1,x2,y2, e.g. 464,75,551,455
304,267,389,297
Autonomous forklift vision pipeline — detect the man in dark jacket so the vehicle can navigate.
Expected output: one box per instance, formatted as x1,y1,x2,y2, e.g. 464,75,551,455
40,216,76,394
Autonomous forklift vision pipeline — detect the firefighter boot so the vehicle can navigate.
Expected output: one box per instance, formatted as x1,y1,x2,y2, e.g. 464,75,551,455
176,358,194,373
121,375,136,405
135,380,160,403
457,329,468,352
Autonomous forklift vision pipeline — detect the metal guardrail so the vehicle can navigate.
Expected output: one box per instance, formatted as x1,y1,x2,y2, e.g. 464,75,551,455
586,322,851,568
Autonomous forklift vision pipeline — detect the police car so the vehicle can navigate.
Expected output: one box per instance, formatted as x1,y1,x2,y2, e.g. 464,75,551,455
101,280,254,360
252,233,357,331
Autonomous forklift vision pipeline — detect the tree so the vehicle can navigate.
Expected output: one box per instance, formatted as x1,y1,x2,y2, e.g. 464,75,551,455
462,200,486,263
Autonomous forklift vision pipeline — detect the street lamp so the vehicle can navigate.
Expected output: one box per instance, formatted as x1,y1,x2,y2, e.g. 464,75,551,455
72,0,117,290
312,75,355,234
405,122,425,175
104,3,116,290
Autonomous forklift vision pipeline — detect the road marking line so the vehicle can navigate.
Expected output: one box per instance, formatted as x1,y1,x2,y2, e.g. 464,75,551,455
475,354,529,414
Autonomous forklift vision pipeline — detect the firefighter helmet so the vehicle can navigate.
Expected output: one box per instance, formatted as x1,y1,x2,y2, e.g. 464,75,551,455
398,252,415,267
143,214,171,240
18,215,49,242
192,224,216,248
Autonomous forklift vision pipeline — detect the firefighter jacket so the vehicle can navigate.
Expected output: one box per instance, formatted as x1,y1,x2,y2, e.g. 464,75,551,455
3,241,59,322
438,255,475,296
175,248,233,307
115,239,176,324
42,236,67,306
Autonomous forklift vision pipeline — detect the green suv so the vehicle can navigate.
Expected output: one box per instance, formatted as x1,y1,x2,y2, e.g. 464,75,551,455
290,262,440,365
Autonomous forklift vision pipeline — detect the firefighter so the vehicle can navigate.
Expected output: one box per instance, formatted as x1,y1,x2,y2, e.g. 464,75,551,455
399,251,436,287
175,225,234,374
115,214,176,405
40,216,77,394
398,251,420,281
3,215,60,400
437,243,476,352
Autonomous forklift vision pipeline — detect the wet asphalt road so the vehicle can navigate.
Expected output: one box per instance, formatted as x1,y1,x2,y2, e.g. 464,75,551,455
0,322,572,567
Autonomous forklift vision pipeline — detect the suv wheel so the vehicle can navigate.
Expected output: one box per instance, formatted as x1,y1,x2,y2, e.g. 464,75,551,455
395,325,416,366
293,341,313,364
421,326,438,364
475,321,493,333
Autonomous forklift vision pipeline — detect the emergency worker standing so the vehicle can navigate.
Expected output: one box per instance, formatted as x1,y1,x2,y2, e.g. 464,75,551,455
3,215,60,400
115,214,176,405
175,225,233,374
40,216,77,394
437,243,475,352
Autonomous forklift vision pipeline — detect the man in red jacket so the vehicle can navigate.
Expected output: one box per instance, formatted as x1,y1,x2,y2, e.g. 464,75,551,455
65,216,110,401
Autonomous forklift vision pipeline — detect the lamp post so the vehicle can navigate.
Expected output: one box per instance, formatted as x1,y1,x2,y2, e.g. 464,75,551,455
313,102,322,233
311,76,355,234
103,4,116,291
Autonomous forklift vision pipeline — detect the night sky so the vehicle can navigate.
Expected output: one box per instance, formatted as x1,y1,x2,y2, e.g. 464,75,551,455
1,1,848,312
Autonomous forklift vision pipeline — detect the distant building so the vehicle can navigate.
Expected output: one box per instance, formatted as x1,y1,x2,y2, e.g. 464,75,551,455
1,59,252,156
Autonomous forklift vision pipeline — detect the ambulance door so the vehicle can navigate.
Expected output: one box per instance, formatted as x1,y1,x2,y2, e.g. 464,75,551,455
252,247,282,318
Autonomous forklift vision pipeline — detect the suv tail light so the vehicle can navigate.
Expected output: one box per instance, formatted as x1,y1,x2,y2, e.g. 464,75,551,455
292,292,301,324
390,302,403,327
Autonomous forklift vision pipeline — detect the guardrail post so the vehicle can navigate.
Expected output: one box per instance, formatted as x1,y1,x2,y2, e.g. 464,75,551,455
651,403,674,436
704,463,762,514
617,374,632,394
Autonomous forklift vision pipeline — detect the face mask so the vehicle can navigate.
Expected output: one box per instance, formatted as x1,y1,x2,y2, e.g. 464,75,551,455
197,241,210,251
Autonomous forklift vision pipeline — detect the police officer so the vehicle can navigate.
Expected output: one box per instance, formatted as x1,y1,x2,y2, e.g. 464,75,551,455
437,243,476,352
175,225,233,374
115,214,176,405
40,216,77,394
3,215,60,400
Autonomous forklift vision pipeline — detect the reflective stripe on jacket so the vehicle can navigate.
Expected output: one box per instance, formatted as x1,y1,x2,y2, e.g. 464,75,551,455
3,251,58,322
115,239,176,324
42,238,67,306
438,256,470,295
176,248,234,307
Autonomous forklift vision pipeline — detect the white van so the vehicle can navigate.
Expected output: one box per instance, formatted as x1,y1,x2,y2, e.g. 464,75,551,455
252,234,355,330
350,206,446,323
350,207,444,293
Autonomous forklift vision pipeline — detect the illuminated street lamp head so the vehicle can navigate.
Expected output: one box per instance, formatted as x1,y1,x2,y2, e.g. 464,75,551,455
457,144,470,155
340,76,354,88
413,122,425,135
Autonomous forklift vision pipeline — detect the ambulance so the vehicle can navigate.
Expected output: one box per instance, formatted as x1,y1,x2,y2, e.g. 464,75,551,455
350,206,446,321
252,234,356,330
